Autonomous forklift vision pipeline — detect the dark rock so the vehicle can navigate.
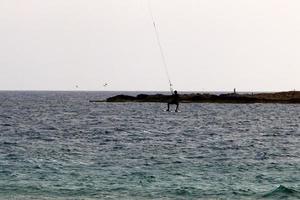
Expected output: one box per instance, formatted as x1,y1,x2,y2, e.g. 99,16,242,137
106,95,136,102
91,91,300,104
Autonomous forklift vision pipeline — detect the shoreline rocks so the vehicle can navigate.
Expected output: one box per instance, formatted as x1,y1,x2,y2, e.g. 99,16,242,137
91,91,300,104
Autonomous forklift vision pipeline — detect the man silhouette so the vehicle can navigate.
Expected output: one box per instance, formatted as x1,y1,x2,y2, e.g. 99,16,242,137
167,90,179,112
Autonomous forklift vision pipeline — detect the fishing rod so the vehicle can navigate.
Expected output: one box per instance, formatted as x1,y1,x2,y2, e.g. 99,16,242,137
147,0,174,93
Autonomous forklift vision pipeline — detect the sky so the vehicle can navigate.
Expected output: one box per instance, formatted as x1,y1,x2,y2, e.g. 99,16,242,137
0,0,299,92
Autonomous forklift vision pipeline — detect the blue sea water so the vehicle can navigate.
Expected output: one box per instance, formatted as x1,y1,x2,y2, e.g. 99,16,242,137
0,91,299,200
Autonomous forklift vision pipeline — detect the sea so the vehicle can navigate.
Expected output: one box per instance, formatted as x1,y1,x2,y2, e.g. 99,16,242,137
0,91,299,200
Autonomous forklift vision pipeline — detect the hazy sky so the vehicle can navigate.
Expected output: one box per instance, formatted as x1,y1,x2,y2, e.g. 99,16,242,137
1,0,299,91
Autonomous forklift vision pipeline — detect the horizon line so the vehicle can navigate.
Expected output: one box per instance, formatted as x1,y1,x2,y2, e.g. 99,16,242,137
0,89,298,93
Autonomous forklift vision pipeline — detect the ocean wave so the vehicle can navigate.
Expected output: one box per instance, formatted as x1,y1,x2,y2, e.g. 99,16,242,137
262,185,300,199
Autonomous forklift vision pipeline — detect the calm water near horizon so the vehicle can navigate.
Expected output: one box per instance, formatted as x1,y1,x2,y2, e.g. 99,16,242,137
0,91,299,199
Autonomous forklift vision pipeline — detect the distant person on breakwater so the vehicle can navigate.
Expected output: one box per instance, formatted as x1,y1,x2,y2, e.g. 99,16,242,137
167,90,179,112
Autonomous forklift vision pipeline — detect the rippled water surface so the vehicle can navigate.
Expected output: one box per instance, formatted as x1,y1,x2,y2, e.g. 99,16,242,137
0,91,299,199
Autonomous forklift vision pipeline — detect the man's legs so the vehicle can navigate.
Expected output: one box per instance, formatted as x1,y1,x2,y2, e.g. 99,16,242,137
167,103,170,111
175,103,179,112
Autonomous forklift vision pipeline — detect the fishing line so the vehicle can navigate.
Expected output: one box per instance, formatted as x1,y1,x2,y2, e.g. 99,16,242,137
147,0,173,92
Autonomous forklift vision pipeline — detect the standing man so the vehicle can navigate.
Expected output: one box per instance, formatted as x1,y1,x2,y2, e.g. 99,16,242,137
167,90,179,112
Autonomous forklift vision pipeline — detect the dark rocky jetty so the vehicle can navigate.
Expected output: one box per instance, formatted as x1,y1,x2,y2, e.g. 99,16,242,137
90,91,300,104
